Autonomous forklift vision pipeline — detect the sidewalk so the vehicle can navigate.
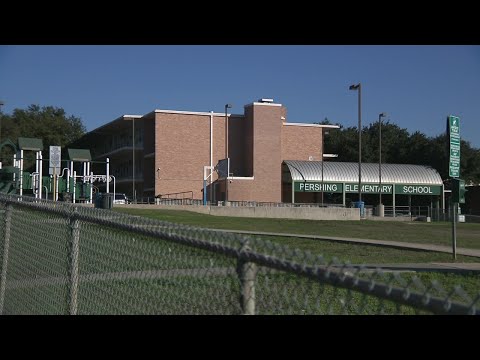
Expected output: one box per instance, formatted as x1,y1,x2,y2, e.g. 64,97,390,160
330,262,480,273
209,228,480,258
208,228,480,275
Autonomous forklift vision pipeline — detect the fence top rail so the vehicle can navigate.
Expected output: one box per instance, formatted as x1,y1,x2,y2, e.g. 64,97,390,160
0,193,478,315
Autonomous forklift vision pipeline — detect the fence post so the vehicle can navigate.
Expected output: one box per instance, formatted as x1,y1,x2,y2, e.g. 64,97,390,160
69,207,80,315
0,203,13,315
237,240,258,315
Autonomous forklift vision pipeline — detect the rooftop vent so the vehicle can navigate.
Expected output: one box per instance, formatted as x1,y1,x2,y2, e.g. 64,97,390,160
258,98,274,103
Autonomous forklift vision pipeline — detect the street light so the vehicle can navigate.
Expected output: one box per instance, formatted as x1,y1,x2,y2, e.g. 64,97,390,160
132,117,135,203
0,100,4,143
378,112,387,211
349,83,362,208
321,130,329,207
225,103,232,204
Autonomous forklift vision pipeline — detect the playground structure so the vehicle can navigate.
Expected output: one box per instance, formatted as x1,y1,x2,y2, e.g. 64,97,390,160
0,137,114,203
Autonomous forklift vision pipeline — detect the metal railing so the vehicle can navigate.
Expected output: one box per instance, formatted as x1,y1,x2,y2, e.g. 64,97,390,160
0,194,478,315
157,191,194,200
384,205,431,218
155,198,204,206
226,201,345,208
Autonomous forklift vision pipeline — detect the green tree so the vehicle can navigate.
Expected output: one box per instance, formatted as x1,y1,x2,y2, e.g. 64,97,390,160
319,119,480,185
459,139,480,185
0,104,86,167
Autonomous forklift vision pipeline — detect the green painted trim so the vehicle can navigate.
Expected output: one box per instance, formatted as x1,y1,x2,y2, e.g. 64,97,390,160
293,182,343,193
394,184,442,195
293,181,442,196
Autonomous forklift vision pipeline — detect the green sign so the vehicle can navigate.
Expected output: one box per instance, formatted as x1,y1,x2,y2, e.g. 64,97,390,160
344,183,393,194
448,115,460,178
294,182,343,193
395,184,442,195
294,182,442,196
451,178,466,204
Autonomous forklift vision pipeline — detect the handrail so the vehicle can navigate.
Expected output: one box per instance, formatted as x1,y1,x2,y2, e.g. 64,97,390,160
156,190,194,199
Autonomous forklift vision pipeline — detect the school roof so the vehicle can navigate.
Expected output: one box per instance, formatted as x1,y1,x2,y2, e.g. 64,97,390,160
283,160,443,185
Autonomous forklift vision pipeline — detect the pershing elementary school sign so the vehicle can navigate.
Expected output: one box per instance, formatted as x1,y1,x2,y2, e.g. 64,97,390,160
294,182,442,195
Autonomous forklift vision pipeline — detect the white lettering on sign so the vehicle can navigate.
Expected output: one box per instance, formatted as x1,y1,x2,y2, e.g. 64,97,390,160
344,184,393,193
402,186,433,194
346,184,358,192
298,183,339,192
325,184,338,192
84,175,113,183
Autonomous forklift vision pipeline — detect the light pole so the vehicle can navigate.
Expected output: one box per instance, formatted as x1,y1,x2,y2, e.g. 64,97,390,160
321,130,329,207
132,117,136,203
225,103,232,204
0,100,4,143
349,83,362,208
378,112,387,208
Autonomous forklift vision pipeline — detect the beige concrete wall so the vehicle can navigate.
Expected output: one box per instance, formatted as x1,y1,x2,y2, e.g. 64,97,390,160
210,206,360,221
117,203,360,221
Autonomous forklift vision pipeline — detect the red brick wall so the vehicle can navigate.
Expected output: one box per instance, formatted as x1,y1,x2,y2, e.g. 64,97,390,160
154,112,240,200
149,105,322,203
225,178,256,201
282,125,323,161
251,104,283,202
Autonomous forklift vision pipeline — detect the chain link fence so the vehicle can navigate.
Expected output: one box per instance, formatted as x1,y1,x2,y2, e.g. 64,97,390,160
0,194,478,315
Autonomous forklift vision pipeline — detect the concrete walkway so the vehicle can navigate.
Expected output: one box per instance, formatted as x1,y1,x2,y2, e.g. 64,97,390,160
208,229,480,273
209,229,480,258
329,262,480,273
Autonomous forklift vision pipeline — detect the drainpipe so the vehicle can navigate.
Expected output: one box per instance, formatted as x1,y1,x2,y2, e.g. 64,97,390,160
73,170,76,204
90,171,93,204
39,151,43,199
210,111,213,204
19,150,23,196
442,183,445,217
106,157,110,193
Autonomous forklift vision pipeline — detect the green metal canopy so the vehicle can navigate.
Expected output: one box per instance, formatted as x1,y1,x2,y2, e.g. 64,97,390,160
18,137,43,151
68,148,92,162
284,160,444,196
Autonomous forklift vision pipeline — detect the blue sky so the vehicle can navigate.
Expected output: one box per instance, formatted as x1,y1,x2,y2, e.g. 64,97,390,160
1,45,479,147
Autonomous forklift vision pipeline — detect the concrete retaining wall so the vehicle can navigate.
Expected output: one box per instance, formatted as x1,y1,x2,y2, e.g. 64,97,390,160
117,204,360,221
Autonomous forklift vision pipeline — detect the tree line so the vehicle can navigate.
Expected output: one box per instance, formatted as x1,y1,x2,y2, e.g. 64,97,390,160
318,119,480,186
1,105,479,186
0,104,86,169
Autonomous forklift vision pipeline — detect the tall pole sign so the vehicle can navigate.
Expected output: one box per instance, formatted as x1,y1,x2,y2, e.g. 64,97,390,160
448,115,460,178
50,146,61,202
447,115,460,259
49,146,61,174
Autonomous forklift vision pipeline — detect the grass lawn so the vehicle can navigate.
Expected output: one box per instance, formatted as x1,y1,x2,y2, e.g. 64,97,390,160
257,235,478,264
113,207,480,250
3,206,478,315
